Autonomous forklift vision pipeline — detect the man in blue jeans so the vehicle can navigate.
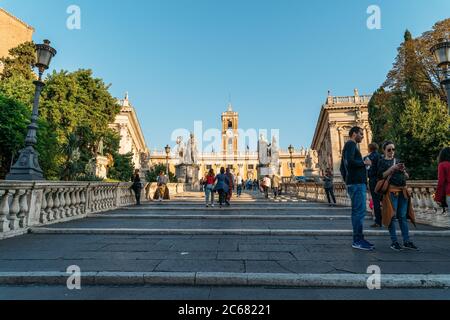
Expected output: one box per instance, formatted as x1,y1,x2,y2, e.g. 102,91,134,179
340,126,374,251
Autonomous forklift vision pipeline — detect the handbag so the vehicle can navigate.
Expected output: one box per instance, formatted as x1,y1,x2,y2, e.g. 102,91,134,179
375,159,396,195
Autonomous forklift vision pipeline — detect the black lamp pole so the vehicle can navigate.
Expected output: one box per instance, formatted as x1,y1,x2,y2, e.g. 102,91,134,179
7,40,57,180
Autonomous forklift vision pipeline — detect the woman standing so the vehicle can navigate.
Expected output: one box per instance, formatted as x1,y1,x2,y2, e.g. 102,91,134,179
435,147,450,211
214,167,230,207
131,169,142,205
378,141,418,251
322,168,336,206
204,169,216,207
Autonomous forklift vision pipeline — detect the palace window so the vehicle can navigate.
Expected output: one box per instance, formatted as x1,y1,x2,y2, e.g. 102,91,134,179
248,165,254,170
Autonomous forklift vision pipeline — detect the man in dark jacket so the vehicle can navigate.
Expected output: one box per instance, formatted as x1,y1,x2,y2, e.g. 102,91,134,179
341,126,373,251
367,143,382,228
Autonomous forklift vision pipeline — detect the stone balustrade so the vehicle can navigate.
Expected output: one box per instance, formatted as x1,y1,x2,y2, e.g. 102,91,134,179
283,181,449,228
0,181,148,240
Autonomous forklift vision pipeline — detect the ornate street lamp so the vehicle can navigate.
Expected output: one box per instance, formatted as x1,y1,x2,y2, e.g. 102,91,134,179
165,145,171,176
431,37,450,114
288,144,295,177
7,40,57,180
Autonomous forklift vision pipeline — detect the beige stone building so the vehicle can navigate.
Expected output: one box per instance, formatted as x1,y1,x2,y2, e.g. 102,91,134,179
150,103,307,180
311,89,373,180
0,8,34,71
96,93,150,178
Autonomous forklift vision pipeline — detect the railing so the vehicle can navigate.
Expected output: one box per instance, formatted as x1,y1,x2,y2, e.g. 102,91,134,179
282,181,449,228
331,95,372,104
0,181,147,240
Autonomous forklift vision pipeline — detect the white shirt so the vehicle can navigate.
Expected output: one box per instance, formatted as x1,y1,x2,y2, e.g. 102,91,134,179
263,177,271,188
236,176,243,185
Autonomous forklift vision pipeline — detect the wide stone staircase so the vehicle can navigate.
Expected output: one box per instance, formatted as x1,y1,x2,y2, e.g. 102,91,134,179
1,191,450,289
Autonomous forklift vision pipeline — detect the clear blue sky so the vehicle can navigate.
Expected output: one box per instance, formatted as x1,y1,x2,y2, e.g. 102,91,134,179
2,0,449,151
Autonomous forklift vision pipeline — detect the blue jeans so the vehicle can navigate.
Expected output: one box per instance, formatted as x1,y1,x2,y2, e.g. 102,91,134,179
388,191,410,243
205,184,214,204
347,184,367,243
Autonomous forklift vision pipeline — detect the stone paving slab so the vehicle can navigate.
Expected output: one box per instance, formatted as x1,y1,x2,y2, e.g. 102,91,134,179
1,234,450,275
28,217,445,231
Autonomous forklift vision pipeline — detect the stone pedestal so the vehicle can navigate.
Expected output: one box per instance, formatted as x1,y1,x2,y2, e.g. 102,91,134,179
175,164,199,188
95,156,109,179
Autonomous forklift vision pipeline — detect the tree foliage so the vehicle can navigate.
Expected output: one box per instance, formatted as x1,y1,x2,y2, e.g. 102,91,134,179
0,42,131,181
145,164,177,183
369,19,450,180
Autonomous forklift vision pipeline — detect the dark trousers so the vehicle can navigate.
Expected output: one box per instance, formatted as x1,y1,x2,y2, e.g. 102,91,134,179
369,178,382,225
133,188,142,205
273,187,280,198
325,188,336,204
218,190,226,205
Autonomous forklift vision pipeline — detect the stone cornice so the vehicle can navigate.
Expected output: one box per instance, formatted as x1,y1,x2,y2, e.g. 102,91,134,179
0,8,35,31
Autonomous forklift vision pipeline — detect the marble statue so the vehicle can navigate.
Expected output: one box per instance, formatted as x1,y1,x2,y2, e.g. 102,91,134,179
258,134,270,165
184,133,198,165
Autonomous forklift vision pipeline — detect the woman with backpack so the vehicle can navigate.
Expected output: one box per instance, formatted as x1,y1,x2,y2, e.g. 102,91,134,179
377,141,418,252
214,167,230,207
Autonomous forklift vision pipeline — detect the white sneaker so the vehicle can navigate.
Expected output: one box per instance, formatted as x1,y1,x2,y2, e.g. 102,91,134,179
211,204,215,207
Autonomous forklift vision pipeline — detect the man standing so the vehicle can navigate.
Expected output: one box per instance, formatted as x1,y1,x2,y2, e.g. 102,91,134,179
367,143,382,228
225,168,234,206
340,126,373,251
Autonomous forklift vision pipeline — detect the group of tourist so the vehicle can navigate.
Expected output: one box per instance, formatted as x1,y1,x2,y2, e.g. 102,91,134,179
203,167,235,207
339,126,450,252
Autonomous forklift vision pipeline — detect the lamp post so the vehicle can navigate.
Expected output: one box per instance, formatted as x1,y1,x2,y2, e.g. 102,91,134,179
165,145,171,177
288,144,294,178
6,40,57,181
431,37,450,114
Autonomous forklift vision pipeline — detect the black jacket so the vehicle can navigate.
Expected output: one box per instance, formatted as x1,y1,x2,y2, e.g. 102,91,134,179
340,140,367,185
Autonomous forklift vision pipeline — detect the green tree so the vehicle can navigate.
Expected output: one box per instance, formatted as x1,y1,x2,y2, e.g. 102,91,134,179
0,94,58,179
0,41,36,81
145,164,177,183
108,152,135,182
369,19,450,180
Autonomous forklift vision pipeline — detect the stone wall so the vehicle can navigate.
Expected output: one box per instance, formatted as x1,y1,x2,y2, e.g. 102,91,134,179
0,8,34,66
282,181,449,228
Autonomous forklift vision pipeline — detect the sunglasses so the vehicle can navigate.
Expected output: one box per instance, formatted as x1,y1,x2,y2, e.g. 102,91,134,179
387,148,395,152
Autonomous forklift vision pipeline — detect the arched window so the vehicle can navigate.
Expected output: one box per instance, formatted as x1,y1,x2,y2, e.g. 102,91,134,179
228,120,233,129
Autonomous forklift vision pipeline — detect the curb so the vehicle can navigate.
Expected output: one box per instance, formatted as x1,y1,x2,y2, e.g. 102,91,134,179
0,272,449,288
87,214,362,220
121,207,348,211
29,228,450,237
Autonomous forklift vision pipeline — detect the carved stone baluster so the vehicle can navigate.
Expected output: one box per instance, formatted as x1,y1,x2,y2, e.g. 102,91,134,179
75,188,81,215
18,190,29,228
80,189,86,214
53,188,61,221
40,189,49,224
70,188,77,215
59,189,67,218
0,190,11,232
65,188,72,217
9,190,21,230
46,189,55,222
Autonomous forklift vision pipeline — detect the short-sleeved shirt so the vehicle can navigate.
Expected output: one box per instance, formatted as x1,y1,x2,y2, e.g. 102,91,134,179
377,158,407,187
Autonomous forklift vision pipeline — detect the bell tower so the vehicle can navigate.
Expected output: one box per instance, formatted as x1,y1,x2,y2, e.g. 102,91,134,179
221,103,239,155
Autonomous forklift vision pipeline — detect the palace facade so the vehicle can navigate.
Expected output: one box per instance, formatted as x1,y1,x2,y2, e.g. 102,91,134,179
311,89,373,180
149,103,308,180
0,8,34,72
